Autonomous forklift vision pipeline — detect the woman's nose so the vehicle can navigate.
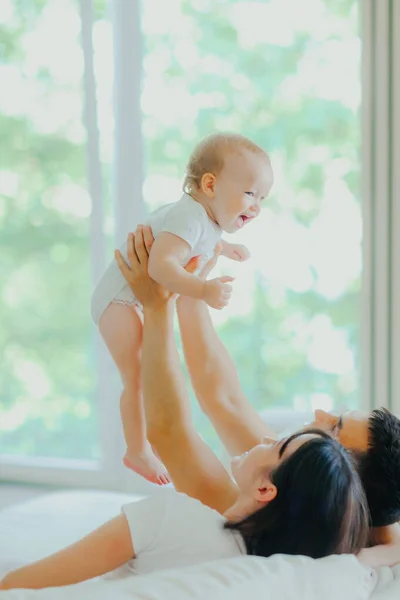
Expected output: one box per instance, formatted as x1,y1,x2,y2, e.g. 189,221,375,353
262,436,276,445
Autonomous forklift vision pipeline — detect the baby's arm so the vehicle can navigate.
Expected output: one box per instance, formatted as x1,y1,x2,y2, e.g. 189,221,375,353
0,515,133,590
220,239,250,262
358,543,400,568
148,232,203,297
148,232,233,309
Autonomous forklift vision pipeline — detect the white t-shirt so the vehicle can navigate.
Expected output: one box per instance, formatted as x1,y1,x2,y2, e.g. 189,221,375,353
121,489,245,576
91,194,222,324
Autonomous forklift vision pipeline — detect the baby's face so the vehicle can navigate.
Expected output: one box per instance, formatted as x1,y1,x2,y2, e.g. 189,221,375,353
212,150,273,233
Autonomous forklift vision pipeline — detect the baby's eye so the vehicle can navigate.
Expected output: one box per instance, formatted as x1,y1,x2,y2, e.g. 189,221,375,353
245,191,254,197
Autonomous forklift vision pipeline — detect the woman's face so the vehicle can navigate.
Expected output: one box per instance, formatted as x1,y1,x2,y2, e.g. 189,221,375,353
231,433,320,493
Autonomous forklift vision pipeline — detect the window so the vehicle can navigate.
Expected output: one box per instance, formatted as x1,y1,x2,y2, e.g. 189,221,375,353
1,0,398,485
141,0,362,445
0,0,101,461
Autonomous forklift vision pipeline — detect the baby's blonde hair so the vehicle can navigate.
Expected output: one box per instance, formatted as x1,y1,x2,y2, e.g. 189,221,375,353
183,132,269,194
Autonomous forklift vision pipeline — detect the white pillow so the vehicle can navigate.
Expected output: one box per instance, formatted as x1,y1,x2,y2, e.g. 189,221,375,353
371,563,400,600
0,554,376,600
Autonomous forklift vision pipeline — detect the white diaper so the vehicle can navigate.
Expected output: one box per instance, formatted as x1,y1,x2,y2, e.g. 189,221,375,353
90,242,143,325
112,289,143,312
91,283,143,325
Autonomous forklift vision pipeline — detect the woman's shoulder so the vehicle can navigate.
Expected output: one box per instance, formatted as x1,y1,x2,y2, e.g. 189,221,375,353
124,488,224,519
161,490,245,552
123,488,240,550
166,488,226,518
123,489,244,575
123,488,217,514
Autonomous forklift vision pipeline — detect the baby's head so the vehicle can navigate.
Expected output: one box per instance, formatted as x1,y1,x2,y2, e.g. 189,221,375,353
184,133,273,233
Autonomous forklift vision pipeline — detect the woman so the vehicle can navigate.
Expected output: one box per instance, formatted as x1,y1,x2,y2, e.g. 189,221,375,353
0,229,369,591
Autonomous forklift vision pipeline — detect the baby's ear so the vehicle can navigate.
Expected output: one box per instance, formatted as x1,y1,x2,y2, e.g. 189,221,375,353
200,172,216,197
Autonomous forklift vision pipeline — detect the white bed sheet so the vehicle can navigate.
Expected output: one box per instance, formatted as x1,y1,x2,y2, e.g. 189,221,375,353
0,490,137,577
0,490,399,600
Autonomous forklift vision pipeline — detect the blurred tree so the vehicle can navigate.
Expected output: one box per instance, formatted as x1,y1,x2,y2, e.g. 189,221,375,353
0,0,360,458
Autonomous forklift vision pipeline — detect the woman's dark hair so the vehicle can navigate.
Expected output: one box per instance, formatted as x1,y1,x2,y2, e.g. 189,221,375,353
225,429,369,559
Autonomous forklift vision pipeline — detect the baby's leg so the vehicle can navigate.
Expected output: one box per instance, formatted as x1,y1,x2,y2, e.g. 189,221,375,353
99,302,169,485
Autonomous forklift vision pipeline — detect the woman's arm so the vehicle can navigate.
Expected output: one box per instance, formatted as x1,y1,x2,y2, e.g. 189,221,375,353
115,228,238,514
176,265,275,456
0,515,133,590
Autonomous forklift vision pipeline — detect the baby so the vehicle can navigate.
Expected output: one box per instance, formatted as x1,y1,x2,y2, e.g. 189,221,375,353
91,133,274,484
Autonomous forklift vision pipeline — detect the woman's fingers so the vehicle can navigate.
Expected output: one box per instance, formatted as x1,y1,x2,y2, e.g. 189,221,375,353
114,248,132,279
185,256,201,274
134,225,149,267
198,243,222,279
126,231,140,272
115,225,153,281
142,225,155,255
199,255,218,279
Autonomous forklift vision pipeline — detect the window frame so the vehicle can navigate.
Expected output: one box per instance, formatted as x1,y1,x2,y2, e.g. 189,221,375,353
361,0,400,416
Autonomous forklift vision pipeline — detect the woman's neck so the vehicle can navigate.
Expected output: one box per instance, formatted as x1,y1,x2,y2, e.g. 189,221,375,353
224,493,259,523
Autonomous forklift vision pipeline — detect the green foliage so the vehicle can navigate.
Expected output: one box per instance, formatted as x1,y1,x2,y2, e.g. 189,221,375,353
1,0,361,458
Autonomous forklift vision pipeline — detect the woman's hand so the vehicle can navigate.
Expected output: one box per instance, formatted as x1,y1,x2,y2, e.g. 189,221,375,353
201,243,223,278
115,225,201,309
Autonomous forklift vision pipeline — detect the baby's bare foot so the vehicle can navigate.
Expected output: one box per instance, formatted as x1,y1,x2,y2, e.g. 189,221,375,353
123,443,170,485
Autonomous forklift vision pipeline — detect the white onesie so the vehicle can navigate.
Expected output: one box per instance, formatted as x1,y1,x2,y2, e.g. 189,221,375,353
91,193,222,325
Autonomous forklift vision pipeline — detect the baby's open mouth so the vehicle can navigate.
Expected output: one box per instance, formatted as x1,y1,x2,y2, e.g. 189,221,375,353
238,214,252,227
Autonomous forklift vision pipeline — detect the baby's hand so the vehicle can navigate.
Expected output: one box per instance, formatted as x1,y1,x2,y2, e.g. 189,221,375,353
221,242,250,262
202,276,234,310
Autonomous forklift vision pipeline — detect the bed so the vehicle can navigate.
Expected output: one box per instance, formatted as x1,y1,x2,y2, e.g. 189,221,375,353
1,411,400,599
0,488,399,600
